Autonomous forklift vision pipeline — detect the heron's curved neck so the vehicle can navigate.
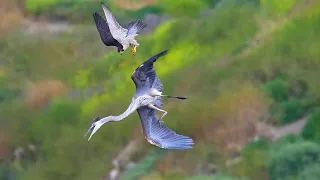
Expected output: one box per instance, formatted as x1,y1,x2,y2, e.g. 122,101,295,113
100,100,138,124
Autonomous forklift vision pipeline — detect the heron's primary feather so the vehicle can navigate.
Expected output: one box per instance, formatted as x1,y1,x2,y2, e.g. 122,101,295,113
137,106,194,150
101,2,127,41
131,50,168,90
93,12,123,49
126,19,147,38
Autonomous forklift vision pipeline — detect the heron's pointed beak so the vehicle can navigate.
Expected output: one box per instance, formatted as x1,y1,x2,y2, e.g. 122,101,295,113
131,46,137,55
87,123,102,141
84,117,101,141
84,125,94,138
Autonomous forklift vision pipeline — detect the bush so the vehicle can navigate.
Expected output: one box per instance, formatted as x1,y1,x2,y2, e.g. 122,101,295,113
28,99,81,143
121,149,167,180
277,99,306,124
231,140,270,179
302,109,320,144
270,134,304,153
269,140,320,180
188,174,250,180
297,164,320,180
264,77,289,102
0,88,20,102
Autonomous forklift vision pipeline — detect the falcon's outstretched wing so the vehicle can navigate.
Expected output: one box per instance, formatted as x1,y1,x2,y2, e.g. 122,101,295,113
93,13,123,49
101,2,127,40
137,106,194,150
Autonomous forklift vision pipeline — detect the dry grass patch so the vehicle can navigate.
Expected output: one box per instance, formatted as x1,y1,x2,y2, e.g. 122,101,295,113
0,0,24,37
195,83,270,155
24,80,70,108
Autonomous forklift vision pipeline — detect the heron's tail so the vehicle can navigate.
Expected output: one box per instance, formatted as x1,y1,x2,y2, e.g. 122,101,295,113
163,95,188,100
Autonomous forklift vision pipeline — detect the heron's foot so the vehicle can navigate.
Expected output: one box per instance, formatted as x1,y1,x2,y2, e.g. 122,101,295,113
131,46,137,55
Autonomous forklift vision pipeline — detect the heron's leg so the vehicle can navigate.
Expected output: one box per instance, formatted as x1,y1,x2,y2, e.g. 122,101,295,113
147,104,167,122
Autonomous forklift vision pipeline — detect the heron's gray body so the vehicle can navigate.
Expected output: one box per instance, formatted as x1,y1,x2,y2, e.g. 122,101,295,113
85,50,194,150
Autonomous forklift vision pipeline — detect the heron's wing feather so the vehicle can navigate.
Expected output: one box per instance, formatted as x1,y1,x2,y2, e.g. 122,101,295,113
152,77,163,108
131,50,168,91
101,2,127,40
126,19,147,38
137,106,194,150
93,13,123,48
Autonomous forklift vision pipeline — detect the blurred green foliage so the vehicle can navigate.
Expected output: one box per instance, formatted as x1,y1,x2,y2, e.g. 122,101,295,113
297,164,320,180
260,0,302,16
187,174,250,180
269,141,320,180
25,0,64,14
159,0,209,17
230,140,270,179
264,76,289,102
121,149,167,180
302,109,320,144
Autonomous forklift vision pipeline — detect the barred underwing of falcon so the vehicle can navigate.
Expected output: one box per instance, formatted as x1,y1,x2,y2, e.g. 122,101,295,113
84,50,194,150
93,2,147,55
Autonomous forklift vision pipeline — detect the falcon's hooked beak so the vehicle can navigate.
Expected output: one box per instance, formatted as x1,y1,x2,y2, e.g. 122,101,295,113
84,117,102,141
119,50,124,55
131,46,137,55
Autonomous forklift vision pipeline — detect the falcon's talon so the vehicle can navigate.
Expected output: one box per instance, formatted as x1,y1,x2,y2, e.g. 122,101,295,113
131,46,137,55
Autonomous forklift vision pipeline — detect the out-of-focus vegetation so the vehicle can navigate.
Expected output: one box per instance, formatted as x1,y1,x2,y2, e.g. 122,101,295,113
1,0,320,179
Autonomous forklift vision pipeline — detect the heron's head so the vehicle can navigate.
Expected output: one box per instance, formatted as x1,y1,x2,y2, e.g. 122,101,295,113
84,117,102,141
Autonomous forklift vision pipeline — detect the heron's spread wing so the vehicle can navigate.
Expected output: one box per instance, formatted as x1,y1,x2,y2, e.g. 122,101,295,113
126,19,147,38
131,50,168,91
137,106,194,150
131,50,168,108
93,13,123,48
101,2,127,40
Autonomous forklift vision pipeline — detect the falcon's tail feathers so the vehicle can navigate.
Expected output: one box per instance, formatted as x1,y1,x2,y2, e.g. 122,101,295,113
126,19,147,37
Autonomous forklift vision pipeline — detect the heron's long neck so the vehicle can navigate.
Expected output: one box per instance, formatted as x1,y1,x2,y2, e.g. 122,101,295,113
100,101,138,124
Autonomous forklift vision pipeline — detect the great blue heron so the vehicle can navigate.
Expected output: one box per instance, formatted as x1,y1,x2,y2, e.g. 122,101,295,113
85,50,194,150
93,2,147,55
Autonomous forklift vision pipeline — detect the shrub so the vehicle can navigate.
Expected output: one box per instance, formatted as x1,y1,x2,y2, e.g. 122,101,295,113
188,174,250,180
121,149,167,180
270,134,304,153
297,164,320,180
302,109,320,144
264,77,289,102
28,99,81,143
269,140,320,180
231,140,270,179
0,88,20,102
277,99,306,124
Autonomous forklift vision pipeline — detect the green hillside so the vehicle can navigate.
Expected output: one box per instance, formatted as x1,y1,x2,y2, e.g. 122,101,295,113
1,0,320,179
